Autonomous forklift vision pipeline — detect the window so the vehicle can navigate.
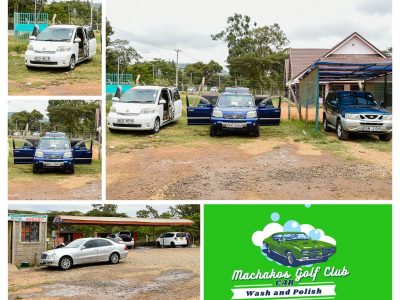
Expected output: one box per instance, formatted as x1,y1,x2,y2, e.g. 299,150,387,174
97,239,112,247
88,29,95,40
272,234,282,242
84,240,99,249
21,222,39,242
163,233,174,238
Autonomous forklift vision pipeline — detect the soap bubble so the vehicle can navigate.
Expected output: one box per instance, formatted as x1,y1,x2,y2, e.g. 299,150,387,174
309,229,322,240
271,212,280,222
283,220,301,232
305,204,312,208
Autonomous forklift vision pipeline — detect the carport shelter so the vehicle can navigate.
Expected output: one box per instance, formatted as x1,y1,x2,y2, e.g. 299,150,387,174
298,61,392,129
8,214,48,266
53,215,194,244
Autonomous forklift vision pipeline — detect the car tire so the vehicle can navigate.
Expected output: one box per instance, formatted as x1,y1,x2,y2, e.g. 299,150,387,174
68,55,76,70
323,115,332,132
210,125,217,136
108,128,117,133
170,242,176,248
32,164,39,174
152,118,160,134
156,241,161,248
59,256,73,270
66,165,75,174
250,127,259,137
286,251,295,266
379,133,392,142
337,121,349,140
109,252,120,264
26,65,33,70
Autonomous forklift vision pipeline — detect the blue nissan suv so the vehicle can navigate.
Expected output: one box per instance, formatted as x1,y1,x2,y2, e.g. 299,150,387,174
323,91,392,141
187,87,281,137
13,131,92,174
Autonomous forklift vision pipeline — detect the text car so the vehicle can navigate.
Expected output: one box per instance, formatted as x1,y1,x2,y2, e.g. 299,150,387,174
187,87,281,136
40,238,128,270
156,232,188,248
107,86,182,133
25,25,96,70
263,232,336,266
323,91,392,141
12,131,92,174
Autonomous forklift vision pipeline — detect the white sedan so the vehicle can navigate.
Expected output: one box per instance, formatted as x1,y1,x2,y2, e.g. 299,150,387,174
40,238,128,270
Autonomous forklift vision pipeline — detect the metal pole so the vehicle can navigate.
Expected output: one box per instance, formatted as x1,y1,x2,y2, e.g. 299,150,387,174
90,0,93,27
117,58,120,85
315,67,320,131
34,0,37,25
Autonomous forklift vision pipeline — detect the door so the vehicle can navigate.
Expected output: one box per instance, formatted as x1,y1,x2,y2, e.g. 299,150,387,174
78,240,99,263
326,93,339,125
269,234,282,254
82,28,89,58
13,139,35,164
186,95,212,125
86,27,97,57
167,89,175,121
172,90,182,120
96,239,114,261
257,96,281,126
73,140,93,164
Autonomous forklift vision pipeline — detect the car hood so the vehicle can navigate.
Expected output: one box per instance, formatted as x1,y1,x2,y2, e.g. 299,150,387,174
43,247,76,256
286,240,334,250
216,107,256,113
112,102,156,114
30,40,70,52
38,148,72,155
341,106,391,115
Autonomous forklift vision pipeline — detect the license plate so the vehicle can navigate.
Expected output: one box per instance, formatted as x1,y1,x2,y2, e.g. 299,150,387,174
223,123,246,128
44,162,63,167
117,119,134,124
364,126,380,131
34,56,50,61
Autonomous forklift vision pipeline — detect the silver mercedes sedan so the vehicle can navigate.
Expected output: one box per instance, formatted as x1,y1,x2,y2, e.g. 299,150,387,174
40,238,128,270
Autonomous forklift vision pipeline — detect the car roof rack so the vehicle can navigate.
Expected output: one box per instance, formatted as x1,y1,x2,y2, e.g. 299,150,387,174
44,131,66,137
224,87,251,94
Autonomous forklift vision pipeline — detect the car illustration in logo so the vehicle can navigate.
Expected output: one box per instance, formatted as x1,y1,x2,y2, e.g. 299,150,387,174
262,232,336,266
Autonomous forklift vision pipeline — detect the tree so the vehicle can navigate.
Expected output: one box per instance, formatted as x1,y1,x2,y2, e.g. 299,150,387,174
212,14,289,94
10,109,44,131
106,18,114,46
184,60,223,85
106,39,142,74
136,205,160,218
86,205,127,217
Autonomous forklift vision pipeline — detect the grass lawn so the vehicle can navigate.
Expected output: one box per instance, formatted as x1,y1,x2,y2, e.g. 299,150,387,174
8,33,102,94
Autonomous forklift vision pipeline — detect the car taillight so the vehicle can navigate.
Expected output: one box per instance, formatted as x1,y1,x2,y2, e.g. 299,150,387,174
124,245,128,250
174,238,177,240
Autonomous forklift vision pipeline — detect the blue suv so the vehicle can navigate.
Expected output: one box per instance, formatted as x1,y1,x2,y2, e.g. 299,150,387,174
323,91,392,141
12,132,93,174
186,87,281,137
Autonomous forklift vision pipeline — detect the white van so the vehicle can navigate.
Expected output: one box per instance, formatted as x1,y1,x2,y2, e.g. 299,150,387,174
107,86,183,133
25,25,96,70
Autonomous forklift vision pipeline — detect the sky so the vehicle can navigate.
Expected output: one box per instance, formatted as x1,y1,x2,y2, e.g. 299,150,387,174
8,100,49,115
107,0,392,68
8,204,171,217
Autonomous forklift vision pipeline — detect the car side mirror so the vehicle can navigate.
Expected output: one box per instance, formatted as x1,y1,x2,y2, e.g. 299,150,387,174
112,97,120,102
73,145,81,150
74,37,82,43
80,246,86,250
159,99,167,104
29,35,36,41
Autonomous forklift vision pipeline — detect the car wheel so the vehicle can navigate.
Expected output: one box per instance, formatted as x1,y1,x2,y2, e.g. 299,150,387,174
156,241,161,248
286,252,295,266
26,65,33,70
250,127,259,137
379,133,392,142
59,256,72,270
68,55,76,70
109,252,120,264
170,242,176,248
337,121,349,140
210,125,216,136
32,164,39,174
323,115,332,132
152,118,160,134
66,165,75,174
108,128,117,133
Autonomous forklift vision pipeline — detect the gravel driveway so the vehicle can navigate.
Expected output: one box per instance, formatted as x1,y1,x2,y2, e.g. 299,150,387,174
8,247,200,300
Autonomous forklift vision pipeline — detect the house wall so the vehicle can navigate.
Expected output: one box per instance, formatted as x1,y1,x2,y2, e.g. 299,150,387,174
333,36,378,55
12,221,47,266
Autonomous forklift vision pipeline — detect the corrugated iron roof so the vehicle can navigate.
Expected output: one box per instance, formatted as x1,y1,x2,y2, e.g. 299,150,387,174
54,215,194,226
289,48,329,80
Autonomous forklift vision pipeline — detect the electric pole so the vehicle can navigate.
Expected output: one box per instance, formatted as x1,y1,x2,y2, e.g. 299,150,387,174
174,49,182,89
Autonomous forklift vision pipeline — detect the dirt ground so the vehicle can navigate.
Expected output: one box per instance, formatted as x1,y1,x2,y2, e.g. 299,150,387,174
107,135,391,200
8,247,200,300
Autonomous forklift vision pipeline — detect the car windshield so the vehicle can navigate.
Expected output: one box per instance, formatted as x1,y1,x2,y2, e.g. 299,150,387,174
36,27,74,42
218,94,254,108
119,89,157,103
39,137,70,149
340,94,378,106
284,233,310,241
66,239,86,248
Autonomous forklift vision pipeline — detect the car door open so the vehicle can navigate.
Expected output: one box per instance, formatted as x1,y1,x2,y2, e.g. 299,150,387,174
257,96,281,126
186,95,213,125
72,140,93,164
12,139,35,164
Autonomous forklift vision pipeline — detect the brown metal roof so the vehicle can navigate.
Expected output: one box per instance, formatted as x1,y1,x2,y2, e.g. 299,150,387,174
289,48,329,80
54,215,194,226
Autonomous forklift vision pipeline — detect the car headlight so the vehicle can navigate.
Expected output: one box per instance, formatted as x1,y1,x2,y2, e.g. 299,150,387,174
212,109,223,118
383,115,392,120
344,113,360,120
110,106,116,113
56,46,71,52
27,45,33,51
64,151,72,158
140,108,156,114
48,253,56,259
246,110,257,118
35,150,44,158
